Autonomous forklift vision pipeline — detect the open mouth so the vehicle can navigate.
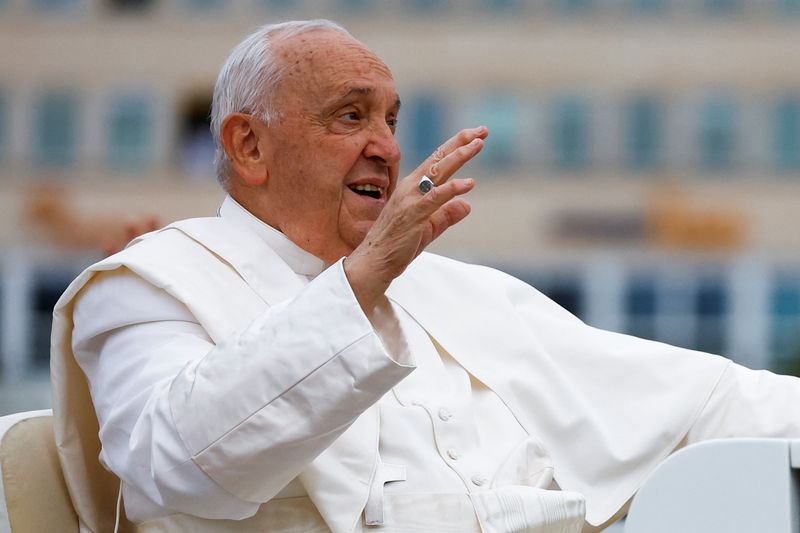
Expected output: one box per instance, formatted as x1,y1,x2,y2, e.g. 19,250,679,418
348,184,385,200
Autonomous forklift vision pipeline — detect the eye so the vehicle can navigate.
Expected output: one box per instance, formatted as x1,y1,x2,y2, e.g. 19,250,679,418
340,110,360,122
386,116,398,132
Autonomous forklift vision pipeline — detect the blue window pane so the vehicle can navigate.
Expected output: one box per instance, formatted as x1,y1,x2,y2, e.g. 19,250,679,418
771,277,800,366
470,95,517,169
625,277,657,341
542,282,583,318
33,91,79,169
626,96,662,171
696,279,727,316
695,278,728,354
699,96,736,171
625,278,657,315
405,94,445,167
552,97,590,170
774,97,800,171
772,281,800,316
107,93,152,172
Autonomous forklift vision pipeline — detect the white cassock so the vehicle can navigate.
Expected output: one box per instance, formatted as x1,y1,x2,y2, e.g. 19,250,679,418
51,196,800,533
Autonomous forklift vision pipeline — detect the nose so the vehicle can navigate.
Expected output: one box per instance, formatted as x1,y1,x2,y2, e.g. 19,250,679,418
363,121,401,169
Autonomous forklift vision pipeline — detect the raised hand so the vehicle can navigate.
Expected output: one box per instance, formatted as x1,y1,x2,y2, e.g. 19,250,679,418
345,126,488,314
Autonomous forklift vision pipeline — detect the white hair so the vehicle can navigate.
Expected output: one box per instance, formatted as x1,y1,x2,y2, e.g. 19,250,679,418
210,19,352,188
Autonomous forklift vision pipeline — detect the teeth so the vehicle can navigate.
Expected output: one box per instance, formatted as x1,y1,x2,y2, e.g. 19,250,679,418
351,184,384,195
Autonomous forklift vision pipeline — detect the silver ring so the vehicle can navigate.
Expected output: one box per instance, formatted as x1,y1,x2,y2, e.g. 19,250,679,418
418,175,434,194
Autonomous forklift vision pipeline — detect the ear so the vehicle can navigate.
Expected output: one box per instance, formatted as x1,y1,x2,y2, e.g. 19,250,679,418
220,113,270,186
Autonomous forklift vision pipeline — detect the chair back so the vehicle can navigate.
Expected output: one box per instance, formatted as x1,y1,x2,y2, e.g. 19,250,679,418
0,410,78,533
625,438,800,533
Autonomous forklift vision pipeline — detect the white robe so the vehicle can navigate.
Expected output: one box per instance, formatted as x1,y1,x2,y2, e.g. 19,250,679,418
50,213,799,533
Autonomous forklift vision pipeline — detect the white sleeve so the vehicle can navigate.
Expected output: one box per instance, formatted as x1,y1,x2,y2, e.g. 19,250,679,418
72,261,415,522
686,361,800,444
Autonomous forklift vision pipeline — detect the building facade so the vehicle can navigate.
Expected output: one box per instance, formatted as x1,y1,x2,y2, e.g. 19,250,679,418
1,0,800,389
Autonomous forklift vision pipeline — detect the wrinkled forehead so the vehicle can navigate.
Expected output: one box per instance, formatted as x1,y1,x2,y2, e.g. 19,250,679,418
272,29,395,100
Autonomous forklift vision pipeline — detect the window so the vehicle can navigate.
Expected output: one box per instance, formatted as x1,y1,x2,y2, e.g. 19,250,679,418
771,275,800,374
694,277,728,355
551,96,590,170
625,95,662,171
625,276,658,342
541,280,583,318
699,95,736,171
469,94,518,169
179,93,215,180
404,93,446,170
31,273,73,368
33,90,79,170
107,92,153,172
774,97,800,172
504,269,584,319
0,91,6,168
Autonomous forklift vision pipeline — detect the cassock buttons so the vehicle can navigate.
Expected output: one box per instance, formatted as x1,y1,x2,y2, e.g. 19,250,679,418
471,474,488,487
446,448,461,461
438,408,453,422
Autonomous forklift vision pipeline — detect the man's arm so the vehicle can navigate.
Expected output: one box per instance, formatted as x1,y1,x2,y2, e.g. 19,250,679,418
686,361,800,443
73,262,413,521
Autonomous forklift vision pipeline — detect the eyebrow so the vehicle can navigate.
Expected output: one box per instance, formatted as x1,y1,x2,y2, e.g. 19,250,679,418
339,87,402,110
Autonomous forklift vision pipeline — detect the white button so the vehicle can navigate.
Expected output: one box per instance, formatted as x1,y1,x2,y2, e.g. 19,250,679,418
446,449,461,460
471,474,488,487
438,408,453,421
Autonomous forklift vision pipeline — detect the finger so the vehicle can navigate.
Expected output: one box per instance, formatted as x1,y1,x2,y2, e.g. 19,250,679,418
416,126,488,178
426,137,484,185
420,198,472,252
414,177,475,218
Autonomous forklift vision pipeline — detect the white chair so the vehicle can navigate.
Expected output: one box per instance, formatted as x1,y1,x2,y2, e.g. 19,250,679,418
625,438,800,533
0,410,78,533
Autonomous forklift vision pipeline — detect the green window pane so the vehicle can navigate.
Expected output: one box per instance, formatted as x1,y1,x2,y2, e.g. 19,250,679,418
107,93,153,172
552,97,590,170
33,91,79,169
469,95,518,169
699,96,736,171
774,97,800,171
626,96,662,171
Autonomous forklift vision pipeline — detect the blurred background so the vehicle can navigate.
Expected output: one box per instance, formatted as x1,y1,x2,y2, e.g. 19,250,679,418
1,0,800,415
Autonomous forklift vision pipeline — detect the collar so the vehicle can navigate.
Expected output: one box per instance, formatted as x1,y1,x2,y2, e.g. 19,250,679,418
217,195,327,278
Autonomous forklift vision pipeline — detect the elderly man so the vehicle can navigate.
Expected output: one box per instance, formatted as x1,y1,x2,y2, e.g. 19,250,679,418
52,19,800,533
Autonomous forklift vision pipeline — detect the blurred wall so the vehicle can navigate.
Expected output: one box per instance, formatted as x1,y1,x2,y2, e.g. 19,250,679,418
1,0,800,409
